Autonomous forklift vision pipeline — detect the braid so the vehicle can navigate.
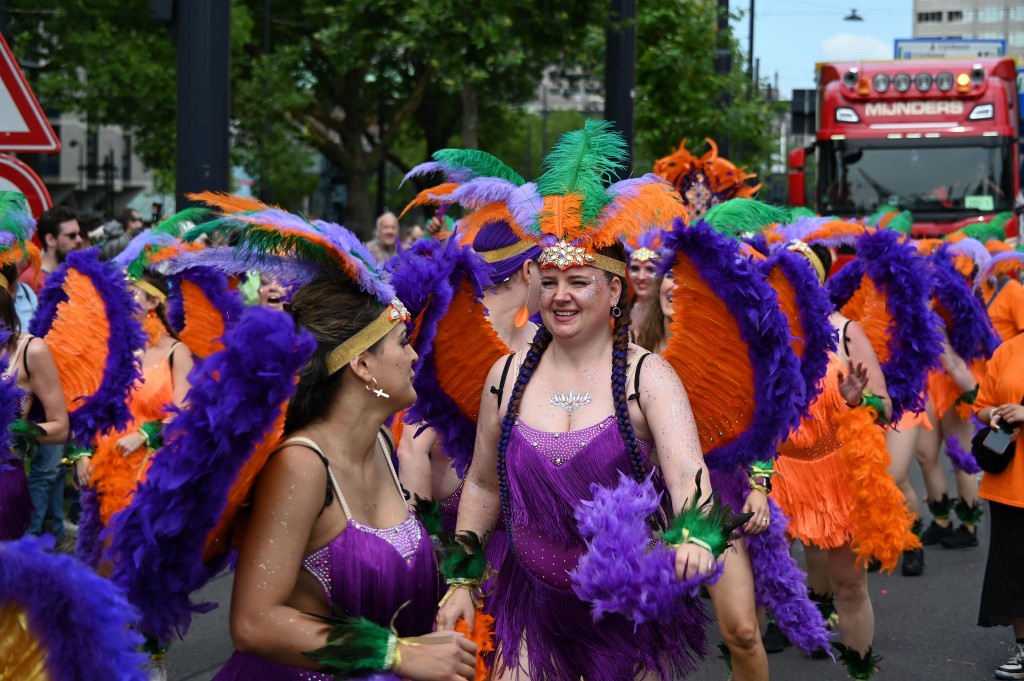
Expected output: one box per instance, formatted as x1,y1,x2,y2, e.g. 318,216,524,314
611,304,645,483
496,324,552,524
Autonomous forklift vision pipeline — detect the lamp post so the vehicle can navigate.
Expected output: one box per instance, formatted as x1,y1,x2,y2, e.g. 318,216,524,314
843,9,864,21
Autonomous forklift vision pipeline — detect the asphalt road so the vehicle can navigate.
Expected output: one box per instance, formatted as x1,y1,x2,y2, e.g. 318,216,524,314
167,467,1016,681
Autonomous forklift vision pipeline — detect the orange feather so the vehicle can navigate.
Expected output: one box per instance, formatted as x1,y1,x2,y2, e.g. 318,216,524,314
538,194,585,241
187,191,275,214
399,183,460,219
178,278,228,360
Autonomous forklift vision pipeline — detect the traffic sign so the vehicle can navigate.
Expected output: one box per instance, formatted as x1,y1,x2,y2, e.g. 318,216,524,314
0,32,59,152
0,154,52,217
894,38,1005,60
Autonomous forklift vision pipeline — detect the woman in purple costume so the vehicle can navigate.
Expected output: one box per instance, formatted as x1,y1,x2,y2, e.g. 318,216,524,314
436,122,719,681
215,275,476,681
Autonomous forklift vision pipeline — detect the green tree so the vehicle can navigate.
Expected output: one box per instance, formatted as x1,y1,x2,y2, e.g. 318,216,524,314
634,0,782,177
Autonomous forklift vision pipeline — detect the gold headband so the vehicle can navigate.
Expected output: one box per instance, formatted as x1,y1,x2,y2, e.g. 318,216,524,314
786,240,826,284
479,240,534,263
133,279,168,303
325,298,411,375
539,239,626,277
0,272,8,290
630,247,659,263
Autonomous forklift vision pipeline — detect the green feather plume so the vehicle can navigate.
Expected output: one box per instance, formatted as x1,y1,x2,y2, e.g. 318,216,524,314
410,495,443,541
883,210,913,235
659,470,750,558
10,418,45,458
957,216,1008,242
866,204,897,225
433,149,525,186
786,206,817,220
833,643,881,680
304,611,391,677
438,530,488,582
184,217,337,271
153,207,209,239
703,198,789,239
535,119,627,229
0,192,34,252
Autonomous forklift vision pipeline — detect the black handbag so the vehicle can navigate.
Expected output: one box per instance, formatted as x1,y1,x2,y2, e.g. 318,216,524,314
972,399,1022,474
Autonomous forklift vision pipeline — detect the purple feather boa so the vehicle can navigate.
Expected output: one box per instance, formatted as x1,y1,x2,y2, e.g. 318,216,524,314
106,307,315,642
929,248,1000,363
29,248,147,443
827,229,943,422
75,486,104,568
711,468,832,655
166,267,244,344
661,219,804,472
571,473,719,626
945,434,983,475
759,248,838,415
0,535,147,680
387,237,497,477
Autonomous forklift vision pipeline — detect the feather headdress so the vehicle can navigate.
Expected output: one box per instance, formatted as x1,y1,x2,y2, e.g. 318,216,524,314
776,216,870,250
978,250,1024,287
401,149,526,224
949,214,1009,243
703,198,789,240
944,237,991,279
653,138,760,222
114,207,208,282
0,192,40,279
623,228,664,262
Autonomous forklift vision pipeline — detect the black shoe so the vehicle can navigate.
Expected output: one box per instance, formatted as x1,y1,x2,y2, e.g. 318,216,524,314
920,520,954,545
939,524,978,549
901,548,924,576
762,622,789,654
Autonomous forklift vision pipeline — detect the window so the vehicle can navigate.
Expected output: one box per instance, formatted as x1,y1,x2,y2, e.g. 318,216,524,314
916,11,942,22
1010,32,1024,47
977,7,1004,22
947,10,962,21
1009,7,1024,21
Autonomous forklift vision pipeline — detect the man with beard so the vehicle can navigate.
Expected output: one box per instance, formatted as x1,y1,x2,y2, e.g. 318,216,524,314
364,211,399,264
20,206,84,292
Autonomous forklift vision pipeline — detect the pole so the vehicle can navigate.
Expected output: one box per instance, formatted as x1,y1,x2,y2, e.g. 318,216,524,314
747,0,754,80
175,0,231,209
714,0,732,159
604,0,636,180
260,0,272,203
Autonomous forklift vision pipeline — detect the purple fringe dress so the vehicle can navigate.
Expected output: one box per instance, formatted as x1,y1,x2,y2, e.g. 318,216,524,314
492,416,710,681
0,450,30,540
214,455,438,680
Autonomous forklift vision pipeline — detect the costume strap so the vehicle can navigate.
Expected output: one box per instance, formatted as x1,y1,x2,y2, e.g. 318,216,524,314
489,353,517,405
628,352,652,401
479,240,533,263
326,298,411,375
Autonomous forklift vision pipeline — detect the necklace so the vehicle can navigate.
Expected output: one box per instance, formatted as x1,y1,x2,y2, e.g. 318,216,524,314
550,391,592,415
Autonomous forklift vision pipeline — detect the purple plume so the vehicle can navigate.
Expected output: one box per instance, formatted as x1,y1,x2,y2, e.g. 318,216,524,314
945,434,982,475
930,248,1000,362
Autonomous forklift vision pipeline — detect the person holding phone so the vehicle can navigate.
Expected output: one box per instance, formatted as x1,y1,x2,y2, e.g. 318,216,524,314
974,329,1024,680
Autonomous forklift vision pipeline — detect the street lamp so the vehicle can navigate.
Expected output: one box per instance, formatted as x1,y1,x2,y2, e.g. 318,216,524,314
844,9,864,21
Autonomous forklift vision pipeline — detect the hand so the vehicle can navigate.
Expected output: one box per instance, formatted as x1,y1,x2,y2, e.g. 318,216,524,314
116,431,147,457
674,543,716,581
991,403,1024,429
394,631,477,681
75,457,93,487
426,216,445,238
435,586,475,632
742,489,770,535
837,362,869,406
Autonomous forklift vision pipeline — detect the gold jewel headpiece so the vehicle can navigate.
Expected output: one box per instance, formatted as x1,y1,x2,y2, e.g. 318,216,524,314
132,279,168,303
539,238,626,277
326,298,411,375
785,240,826,284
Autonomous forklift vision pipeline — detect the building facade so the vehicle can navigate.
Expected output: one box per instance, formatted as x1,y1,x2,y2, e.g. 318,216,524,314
912,1,1024,60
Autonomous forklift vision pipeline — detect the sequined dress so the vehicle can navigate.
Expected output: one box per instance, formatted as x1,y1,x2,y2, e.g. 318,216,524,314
0,336,33,540
489,415,708,681
214,437,437,680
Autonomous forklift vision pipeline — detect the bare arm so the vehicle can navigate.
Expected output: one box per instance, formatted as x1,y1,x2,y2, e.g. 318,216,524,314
397,425,437,500
938,337,976,393
844,321,892,421
453,358,505,539
229,447,333,668
25,338,69,444
169,342,194,409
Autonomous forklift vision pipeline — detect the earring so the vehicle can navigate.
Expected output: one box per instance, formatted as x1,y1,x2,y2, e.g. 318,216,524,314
365,377,390,399
611,306,622,318
514,305,530,329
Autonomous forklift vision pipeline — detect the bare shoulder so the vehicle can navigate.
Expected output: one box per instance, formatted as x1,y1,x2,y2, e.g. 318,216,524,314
256,443,329,497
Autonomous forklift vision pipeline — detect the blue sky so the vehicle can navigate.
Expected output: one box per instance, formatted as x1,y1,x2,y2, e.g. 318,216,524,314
732,0,913,98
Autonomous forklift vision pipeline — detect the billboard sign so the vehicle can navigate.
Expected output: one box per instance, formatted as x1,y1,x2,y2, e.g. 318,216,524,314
894,38,1006,60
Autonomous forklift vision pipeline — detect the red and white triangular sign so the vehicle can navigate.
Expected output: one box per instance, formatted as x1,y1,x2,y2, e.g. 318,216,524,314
0,33,59,152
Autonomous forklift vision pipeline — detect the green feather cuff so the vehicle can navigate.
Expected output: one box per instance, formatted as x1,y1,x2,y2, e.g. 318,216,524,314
660,470,750,558
953,498,983,525
138,421,164,450
439,531,488,584
833,643,881,680
61,442,94,465
304,612,396,677
11,418,45,457
860,392,889,426
410,495,443,541
955,385,979,407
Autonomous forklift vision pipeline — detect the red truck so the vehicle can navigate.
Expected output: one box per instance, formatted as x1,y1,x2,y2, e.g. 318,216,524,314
788,58,1020,237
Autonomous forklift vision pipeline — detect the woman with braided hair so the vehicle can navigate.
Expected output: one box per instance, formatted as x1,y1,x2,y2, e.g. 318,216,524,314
432,122,720,681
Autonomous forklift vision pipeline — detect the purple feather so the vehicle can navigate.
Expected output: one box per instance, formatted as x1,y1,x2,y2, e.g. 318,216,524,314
402,161,447,185
106,307,315,642
929,248,1000,362
0,535,147,680
978,251,1024,288
112,229,180,270
30,249,147,443
439,177,524,209
505,182,544,235
661,219,805,472
76,486,105,568
828,229,944,422
571,473,719,625
0,329,30,540
947,237,991,274
387,237,495,477
945,434,982,475
711,468,832,655
776,216,828,242
759,248,838,415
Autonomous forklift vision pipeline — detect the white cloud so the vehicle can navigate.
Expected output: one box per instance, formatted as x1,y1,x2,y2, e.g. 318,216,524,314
819,33,891,61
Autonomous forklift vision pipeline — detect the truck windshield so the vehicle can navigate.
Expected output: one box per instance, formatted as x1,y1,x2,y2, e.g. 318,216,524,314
819,138,1014,218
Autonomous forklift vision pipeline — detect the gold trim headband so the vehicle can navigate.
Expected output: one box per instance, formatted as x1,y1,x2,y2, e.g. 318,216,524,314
786,240,826,284
630,247,659,263
539,239,626,277
326,298,411,375
479,240,534,263
133,279,168,303
0,272,9,290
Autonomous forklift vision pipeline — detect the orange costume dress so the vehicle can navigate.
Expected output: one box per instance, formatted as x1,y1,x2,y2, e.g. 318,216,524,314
91,347,176,525
774,354,918,571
